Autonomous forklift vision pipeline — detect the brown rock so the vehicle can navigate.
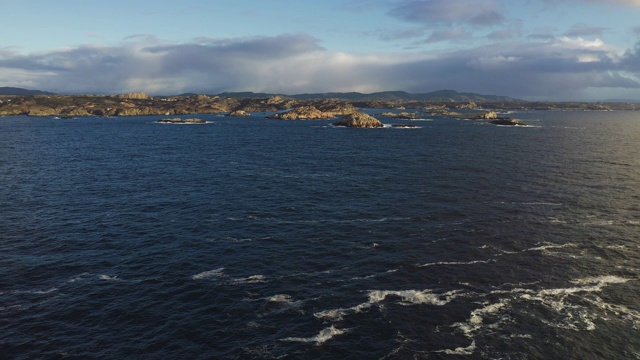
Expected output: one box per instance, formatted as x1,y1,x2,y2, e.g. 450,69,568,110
267,105,336,120
228,110,251,117
333,112,383,128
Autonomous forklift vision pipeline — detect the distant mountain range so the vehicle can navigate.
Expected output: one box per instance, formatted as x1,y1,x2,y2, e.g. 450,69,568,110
2,86,518,102
0,87,57,96
215,90,518,102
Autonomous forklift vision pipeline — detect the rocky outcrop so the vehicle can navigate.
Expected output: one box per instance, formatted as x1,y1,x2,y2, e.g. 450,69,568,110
379,111,424,120
314,100,357,115
333,112,383,128
157,117,206,124
477,111,498,119
27,106,58,116
62,108,93,117
228,110,251,117
117,92,150,100
267,105,336,120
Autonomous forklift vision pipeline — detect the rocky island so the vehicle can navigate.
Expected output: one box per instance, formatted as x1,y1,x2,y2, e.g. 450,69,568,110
267,105,336,120
333,112,383,128
157,117,206,124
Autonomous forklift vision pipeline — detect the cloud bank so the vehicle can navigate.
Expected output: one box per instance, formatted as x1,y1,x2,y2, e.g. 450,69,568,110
1,32,640,100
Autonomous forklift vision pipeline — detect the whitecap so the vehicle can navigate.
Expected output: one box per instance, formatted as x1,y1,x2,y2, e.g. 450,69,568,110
519,202,563,206
315,288,461,321
417,259,493,267
526,243,577,252
570,275,631,286
368,289,461,306
66,272,91,283
439,341,477,355
268,294,293,303
13,287,59,295
31,288,59,294
451,298,512,337
98,275,120,281
191,268,225,280
282,325,347,345
314,302,374,321
230,275,267,284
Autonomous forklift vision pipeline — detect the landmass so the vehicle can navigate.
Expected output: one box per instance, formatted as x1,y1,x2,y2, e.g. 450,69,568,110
1,88,639,123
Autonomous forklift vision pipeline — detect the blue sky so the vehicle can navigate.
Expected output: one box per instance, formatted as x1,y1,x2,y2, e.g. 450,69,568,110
2,0,640,100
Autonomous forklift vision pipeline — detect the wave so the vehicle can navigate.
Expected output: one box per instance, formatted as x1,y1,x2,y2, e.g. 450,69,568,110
191,268,267,284
452,275,638,339
315,289,461,321
191,268,226,280
230,275,267,284
548,217,639,227
417,259,493,267
282,325,348,345
98,275,121,281
437,341,477,355
227,216,412,224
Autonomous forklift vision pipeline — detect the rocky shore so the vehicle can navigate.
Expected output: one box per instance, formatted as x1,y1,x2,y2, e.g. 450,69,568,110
2,92,638,120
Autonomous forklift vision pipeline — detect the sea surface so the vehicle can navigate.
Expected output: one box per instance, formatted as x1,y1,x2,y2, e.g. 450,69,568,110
1,110,639,359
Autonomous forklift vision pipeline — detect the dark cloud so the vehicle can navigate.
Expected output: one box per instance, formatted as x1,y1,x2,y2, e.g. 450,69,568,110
388,0,505,26
1,34,639,100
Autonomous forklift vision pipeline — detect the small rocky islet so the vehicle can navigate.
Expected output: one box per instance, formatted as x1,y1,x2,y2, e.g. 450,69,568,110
157,117,207,124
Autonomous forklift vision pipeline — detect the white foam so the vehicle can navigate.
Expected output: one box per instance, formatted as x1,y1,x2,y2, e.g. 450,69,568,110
13,287,59,295
526,243,577,252
66,272,91,283
520,202,563,206
98,275,120,281
230,275,267,284
192,268,267,285
451,275,638,340
440,341,476,355
282,325,347,345
268,294,293,303
191,268,225,280
368,289,461,306
417,260,492,267
452,299,511,337
315,288,461,321
32,288,59,294
570,275,631,286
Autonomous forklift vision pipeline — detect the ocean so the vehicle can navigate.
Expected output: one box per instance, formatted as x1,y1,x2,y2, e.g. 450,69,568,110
1,110,639,359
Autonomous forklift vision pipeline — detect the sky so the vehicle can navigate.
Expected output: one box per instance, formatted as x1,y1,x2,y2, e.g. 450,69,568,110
2,0,640,100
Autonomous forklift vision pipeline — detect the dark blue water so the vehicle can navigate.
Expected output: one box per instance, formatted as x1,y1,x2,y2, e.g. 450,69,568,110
1,111,639,359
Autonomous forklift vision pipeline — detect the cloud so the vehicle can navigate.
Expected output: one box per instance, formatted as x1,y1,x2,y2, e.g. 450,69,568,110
424,28,471,43
374,27,427,41
388,0,505,26
583,0,640,6
543,0,640,7
564,24,607,37
488,27,522,40
1,34,639,100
